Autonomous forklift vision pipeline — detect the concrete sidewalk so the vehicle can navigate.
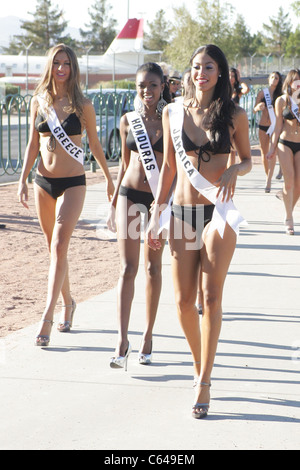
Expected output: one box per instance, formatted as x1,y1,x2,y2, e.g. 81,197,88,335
0,162,299,450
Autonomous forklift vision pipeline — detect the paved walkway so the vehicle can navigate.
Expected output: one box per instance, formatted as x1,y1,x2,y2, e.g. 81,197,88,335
0,160,299,450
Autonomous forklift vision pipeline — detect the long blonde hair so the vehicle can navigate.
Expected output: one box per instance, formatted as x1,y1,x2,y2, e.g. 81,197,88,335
34,43,85,117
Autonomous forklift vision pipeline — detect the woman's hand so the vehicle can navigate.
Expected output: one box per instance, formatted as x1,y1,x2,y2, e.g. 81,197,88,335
106,179,115,202
215,165,239,202
17,182,29,209
106,204,117,233
146,209,162,251
266,147,276,160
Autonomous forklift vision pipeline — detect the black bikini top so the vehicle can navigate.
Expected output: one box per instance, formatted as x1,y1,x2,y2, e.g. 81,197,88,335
182,128,230,171
35,112,82,135
126,128,164,153
283,106,296,121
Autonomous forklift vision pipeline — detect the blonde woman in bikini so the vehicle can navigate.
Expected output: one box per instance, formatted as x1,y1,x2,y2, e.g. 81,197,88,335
18,44,114,346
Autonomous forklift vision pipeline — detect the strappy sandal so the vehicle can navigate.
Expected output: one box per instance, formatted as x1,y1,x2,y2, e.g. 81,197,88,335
285,219,294,236
192,381,211,419
35,319,54,347
57,299,76,333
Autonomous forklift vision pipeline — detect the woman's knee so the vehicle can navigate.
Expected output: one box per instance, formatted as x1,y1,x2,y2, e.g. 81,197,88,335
119,262,139,281
145,261,162,280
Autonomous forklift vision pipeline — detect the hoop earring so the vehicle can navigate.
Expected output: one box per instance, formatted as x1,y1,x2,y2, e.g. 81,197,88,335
134,95,145,116
156,92,167,118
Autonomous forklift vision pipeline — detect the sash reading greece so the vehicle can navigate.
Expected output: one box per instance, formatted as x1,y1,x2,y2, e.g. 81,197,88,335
37,95,84,166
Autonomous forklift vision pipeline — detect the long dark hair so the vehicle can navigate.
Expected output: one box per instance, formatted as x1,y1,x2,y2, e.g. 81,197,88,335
190,44,234,154
270,71,283,105
136,62,172,104
230,67,241,103
283,69,300,107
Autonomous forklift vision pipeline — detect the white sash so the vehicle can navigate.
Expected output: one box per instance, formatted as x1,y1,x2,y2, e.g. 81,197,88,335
168,102,245,238
290,97,300,123
127,111,160,196
127,111,172,231
37,95,84,166
263,88,276,136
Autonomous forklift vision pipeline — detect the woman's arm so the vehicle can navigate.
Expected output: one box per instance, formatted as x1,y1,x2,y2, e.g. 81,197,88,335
17,97,40,208
147,106,177,250
216,108,252,202
253,90,265,114
106,114,131,232
84,100,114,201
266,96,284,160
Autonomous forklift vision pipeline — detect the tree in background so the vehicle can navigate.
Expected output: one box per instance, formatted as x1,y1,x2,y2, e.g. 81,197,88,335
80,0,117,54
4,0,72,55
143,9,171,61
262,7,291,55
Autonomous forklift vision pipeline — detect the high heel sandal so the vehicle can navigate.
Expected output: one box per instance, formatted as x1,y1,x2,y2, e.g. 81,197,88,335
110,343,132,371
138,340,153,365
192,381,211,419
35,320,54,347
285,219,294,236
57,299,76,333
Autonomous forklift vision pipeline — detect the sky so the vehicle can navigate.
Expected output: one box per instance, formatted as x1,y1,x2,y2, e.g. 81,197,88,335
1,0,297,34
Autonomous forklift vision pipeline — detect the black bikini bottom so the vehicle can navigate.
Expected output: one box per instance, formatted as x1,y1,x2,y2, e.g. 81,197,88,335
35,173,86,200
119,185,154,213
259,125,269,133
171,204,215,231
278,138,300,155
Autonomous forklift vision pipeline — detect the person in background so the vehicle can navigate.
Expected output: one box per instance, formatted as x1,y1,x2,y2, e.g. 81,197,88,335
267,69,300,235
253,71,283,192
18,44,114,346
169,71,182,100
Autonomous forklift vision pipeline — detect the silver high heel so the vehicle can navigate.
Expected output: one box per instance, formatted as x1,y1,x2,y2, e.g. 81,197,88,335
110,343,132,371
57,299,76,333
35,319,54,347
138,340,153,365
192,381,211,419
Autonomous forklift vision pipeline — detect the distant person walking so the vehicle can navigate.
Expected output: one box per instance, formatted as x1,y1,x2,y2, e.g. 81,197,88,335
267,69,300,235
18,44,114,346
253,71,283,192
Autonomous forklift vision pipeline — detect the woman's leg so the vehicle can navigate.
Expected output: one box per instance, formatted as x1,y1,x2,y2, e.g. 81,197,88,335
277,143,294,224
169,216,201,372
34,184,86,336
292,150,300,210
142,225,166,355
115,196,141,357
192,223,236,411
259,129,275,190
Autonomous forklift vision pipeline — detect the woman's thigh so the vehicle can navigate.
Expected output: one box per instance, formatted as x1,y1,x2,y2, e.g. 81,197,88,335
116,196,142,273
200,223,236,302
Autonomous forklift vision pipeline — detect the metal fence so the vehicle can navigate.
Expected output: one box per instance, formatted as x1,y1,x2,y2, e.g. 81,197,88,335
0,89,136,178
0,87,259,180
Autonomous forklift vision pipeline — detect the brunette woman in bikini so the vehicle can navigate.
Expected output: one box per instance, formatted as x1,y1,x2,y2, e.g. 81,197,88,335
267,69,300,235
18,44,114,346
147,45,251,419
253,71,283,192
106,62,171,369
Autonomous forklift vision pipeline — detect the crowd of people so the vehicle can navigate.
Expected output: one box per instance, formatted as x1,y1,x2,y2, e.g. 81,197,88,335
17,41,300,420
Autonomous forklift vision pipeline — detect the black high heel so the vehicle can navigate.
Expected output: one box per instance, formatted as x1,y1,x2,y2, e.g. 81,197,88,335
192,381,211,419
35,320,54,347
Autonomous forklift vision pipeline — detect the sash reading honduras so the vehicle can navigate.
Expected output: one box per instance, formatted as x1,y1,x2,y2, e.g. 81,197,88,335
37,95,84,166
263,88,276,136
127,111,172,231
168,102,245,238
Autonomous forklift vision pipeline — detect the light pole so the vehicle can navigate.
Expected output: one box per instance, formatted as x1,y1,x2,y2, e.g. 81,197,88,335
85,46,93,91
21,42,33,95
127,0,130,19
